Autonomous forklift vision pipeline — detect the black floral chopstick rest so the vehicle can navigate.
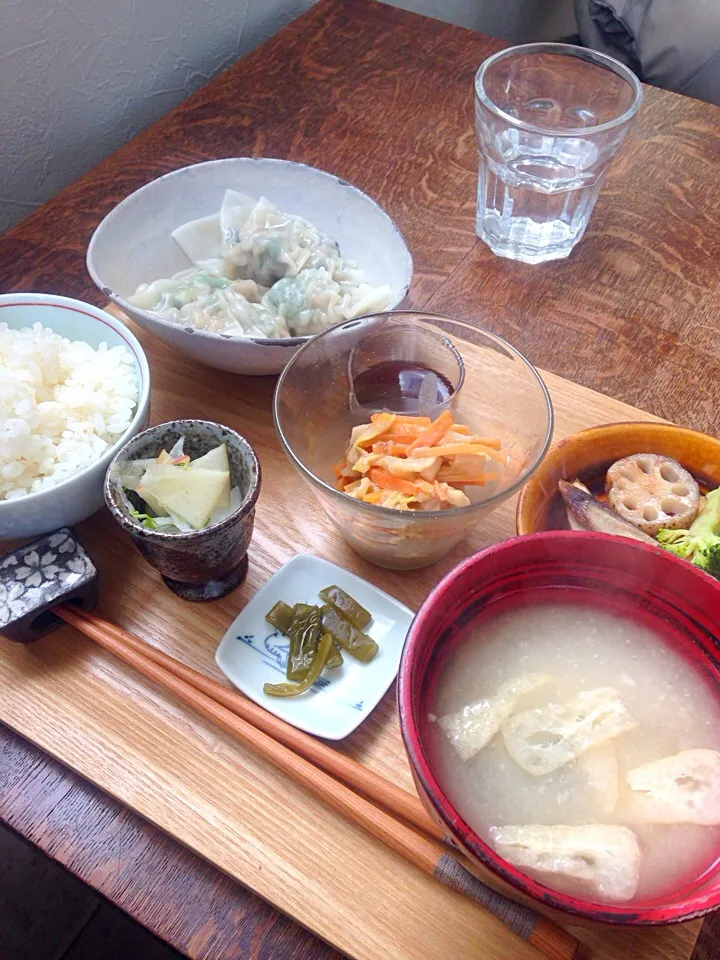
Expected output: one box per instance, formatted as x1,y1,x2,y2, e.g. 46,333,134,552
0,528,98,643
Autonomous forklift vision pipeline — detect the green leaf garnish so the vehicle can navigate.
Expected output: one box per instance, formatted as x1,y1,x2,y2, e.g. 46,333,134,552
129,509,158,530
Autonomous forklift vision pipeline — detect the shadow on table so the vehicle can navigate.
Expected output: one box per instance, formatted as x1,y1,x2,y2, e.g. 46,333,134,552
0,823,184,960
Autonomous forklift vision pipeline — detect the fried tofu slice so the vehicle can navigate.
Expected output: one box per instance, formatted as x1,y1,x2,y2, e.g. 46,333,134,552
626,749,720,825
437,674,552,762
490,824,642,902
502,687,638,777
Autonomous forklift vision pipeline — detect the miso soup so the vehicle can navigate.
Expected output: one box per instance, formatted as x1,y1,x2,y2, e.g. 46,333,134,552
428,601,720,904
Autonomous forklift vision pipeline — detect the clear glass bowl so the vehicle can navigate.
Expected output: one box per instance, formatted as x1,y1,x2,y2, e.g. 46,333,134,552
273,312,554,569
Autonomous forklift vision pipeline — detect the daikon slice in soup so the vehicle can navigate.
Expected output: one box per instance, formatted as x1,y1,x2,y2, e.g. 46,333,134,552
427,601,720,904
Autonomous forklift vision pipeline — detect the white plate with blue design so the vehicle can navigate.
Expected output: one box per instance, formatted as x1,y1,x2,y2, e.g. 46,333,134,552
215,553,414,739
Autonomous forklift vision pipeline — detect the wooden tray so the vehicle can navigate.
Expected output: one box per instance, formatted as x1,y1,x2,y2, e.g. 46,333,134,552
0,317,701,960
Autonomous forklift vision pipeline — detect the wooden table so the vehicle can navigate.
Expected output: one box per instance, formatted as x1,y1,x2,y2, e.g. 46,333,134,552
1,0,720,956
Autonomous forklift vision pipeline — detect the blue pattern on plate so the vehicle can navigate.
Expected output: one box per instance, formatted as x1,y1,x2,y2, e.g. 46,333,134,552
236,631,331,690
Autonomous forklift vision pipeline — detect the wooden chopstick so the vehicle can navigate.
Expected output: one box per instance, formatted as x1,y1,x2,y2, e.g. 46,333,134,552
58,604,442,838
56,605,580,960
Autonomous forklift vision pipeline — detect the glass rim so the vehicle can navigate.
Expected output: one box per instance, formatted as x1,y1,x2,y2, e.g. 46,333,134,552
475,42,643,137
273,310,555,522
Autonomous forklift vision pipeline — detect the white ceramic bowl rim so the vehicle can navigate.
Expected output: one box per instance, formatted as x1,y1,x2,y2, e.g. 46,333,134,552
86,157,413,348
0,292,150,511
273,310,555,520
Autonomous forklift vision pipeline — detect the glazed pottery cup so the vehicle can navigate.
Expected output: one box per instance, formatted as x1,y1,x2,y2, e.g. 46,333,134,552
105,420,261,601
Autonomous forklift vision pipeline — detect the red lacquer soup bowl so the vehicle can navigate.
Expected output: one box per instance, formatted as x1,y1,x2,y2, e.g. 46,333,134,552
398,531,720,925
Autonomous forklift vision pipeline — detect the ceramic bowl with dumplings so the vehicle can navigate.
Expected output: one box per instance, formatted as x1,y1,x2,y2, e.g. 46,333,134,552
86,158,413,376
516,421,720,535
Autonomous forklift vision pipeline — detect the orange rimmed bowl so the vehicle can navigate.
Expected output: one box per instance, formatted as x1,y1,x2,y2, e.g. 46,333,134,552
516,421,720,535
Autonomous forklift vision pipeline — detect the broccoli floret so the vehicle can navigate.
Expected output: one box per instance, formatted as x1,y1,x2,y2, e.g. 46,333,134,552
656,490,720,580
656,528,696,558
695,539,720,580
689,488,720,537
656,529,720,580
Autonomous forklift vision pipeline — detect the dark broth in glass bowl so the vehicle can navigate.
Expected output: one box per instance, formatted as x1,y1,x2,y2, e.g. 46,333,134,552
351,361,454,413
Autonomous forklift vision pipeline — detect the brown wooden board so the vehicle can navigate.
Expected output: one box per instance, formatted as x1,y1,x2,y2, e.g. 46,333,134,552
0,306,702,960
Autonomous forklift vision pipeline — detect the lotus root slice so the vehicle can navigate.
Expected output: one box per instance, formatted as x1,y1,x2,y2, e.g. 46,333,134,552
606,454,700,536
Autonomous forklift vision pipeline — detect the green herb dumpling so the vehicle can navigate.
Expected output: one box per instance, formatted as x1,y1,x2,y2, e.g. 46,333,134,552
220,194,340,286
262,267,392,336
129,270,288,338
130,189,393,340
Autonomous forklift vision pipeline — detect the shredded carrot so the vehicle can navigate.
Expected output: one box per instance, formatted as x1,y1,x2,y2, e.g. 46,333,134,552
336,411,503,511
406,411,454,455
355,415,396,448
371,413,430,426
368,467,422,497
442,436,502,450
437,472,500,486
435,477,486,486
415,478,437,496
469,444,506,463
380,432,422,444
413,443,505,463
411,443,488,459
378,423,425,439
437,436,502,450
372,441,411,457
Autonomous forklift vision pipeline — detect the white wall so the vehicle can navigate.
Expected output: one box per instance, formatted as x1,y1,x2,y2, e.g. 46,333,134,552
0,0,575,233
0,0,317,232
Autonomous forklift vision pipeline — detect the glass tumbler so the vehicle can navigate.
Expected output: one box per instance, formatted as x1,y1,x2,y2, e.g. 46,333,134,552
475,43,643,264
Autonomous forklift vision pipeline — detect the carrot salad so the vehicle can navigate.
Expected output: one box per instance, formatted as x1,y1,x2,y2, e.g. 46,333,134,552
333,411,504,511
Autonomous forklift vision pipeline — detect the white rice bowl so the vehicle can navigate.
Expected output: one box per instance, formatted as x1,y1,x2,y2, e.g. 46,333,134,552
0,293,150,540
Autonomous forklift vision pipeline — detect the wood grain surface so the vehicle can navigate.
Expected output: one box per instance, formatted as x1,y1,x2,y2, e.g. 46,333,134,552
0,340,704,960
1,0,719,957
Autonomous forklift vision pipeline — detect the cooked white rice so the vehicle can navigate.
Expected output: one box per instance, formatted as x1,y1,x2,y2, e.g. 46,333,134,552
0,322,138,501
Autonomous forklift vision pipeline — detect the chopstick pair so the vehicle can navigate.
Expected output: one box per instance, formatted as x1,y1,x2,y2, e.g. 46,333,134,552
56,604,579,960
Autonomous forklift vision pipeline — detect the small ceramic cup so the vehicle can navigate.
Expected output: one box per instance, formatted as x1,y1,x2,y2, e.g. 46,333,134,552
104,420,261,601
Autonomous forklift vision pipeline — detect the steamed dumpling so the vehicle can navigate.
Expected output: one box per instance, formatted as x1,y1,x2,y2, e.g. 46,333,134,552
171,212,224,270
220,195,340,286
131,190,394,340
129,269,286,338
262,267,392,336
170,191,254,278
